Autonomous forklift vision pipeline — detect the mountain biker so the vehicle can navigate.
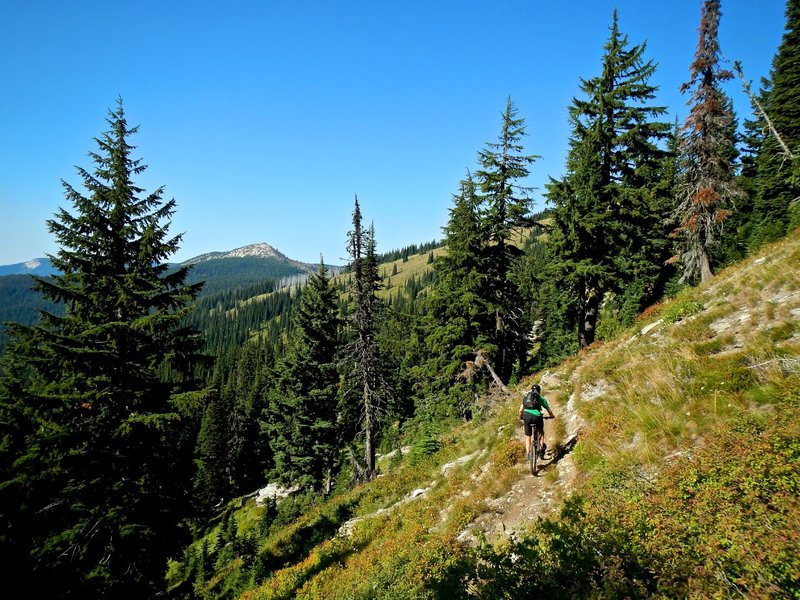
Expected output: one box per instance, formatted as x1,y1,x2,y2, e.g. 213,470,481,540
518,384,555,459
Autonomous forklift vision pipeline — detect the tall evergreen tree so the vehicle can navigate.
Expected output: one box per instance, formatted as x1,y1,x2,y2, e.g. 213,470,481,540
228,340,274,495
268,260,340,492
748,0,800,246
474,98,539,381
340,198,387,482
193,386,232,510
517,225,579,369
0,100,203,598
547,11,671,348
672,0,742,283
416,175,492,419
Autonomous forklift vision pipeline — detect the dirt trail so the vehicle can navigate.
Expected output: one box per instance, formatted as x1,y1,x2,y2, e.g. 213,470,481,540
455,238,800,546
456,372,585,545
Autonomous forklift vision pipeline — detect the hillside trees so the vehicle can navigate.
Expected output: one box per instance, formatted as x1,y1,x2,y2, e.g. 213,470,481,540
546,11,672,349
193,341,275,513
747,0,800,246
226,340,275,495
414,175,493,420
194,384,232,511
340,198,388,481
516,225,579,369
267,261,341,492
475,98,539,381
672,0,743,284
0,100,204,598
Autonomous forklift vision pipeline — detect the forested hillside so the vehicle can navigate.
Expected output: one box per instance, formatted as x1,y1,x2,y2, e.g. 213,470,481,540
170,224,800,600
0,247,339,354
0,274,63,348
1,1,798,598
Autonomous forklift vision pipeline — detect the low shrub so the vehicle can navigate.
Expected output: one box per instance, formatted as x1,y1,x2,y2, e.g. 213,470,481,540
491,437,524,470
662,299,704,324
467,408,800,599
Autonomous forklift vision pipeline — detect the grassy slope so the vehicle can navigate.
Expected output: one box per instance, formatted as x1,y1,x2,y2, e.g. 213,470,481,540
228,247,444,333
175,232,800,599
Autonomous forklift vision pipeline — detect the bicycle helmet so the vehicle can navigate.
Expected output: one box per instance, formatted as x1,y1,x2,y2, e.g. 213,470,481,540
531,384,541,395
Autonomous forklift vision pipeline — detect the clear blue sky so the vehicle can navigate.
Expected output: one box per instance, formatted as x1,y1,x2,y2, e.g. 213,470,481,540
0,0,788,266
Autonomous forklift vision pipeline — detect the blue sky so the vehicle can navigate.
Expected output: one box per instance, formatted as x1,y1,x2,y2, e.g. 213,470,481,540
0,1,788,266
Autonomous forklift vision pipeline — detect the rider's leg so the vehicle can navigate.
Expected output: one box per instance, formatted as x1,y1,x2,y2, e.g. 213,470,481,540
537,419,546,453
523,414,533,457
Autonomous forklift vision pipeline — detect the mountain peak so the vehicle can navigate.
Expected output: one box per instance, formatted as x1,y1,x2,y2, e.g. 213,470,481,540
182,242,289,265
0,257,55,276
224,242,286,260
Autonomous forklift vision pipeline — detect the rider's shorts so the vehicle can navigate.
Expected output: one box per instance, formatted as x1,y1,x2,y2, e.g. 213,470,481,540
522,412,544,437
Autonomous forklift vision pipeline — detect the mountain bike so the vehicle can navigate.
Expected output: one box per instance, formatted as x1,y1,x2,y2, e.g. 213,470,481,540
529,416,553,476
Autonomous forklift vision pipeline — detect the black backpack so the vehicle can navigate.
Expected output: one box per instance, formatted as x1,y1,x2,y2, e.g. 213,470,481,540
523,391,541,411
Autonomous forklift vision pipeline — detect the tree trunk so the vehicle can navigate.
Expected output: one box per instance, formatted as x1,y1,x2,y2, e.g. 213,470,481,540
472,349,511,394
363,381,375,480
579,285,601,349
495,308,506,381
698,244,714,283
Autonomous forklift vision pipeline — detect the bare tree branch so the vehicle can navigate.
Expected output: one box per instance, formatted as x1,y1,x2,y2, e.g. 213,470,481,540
734,61,795,162
460,349,511,395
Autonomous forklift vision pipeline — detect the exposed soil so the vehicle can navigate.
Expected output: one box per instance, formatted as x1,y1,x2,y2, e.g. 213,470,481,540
455,374,585,545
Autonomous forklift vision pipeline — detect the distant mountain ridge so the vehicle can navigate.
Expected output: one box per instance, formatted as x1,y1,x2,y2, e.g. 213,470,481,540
182,242,301,266
0,242,338,276
0,257,56,276
179,243,322,297
0,242,332,349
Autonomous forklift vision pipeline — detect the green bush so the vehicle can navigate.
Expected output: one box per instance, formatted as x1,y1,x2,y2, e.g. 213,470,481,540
409,436,442,465
662,299,704,324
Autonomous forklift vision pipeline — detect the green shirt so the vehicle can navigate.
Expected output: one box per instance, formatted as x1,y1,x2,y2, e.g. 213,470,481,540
522,394,550,417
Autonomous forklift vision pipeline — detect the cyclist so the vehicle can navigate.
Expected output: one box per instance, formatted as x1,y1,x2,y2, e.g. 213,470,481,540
518,384,555,459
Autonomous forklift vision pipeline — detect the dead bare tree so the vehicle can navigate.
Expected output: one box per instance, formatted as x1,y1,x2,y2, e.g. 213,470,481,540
460,349,511,395
734,60,797,184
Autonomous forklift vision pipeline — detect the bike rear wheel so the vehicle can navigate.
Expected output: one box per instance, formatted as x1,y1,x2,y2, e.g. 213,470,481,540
530,430,539,475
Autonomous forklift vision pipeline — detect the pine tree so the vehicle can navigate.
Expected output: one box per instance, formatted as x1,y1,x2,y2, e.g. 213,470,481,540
547,11,671,348
672,0,743,283
340,197,387,481
748,0,800,246
474,98,538,381
417,175,493,419
194,387,232,510
269,260,340,492
228,340,274,495
0,100,203,598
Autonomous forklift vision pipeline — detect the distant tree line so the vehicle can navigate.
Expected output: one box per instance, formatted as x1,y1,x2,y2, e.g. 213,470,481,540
0,275,62,351
184,257,310,298
374,239,441,264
